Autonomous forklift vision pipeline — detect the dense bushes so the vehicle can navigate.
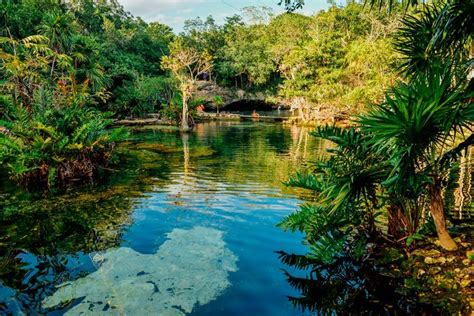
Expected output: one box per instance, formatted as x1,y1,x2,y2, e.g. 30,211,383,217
0,0,175,119
280,0,473,257
279,126,386,264
0,101,127,188
0,1,404,121
179,4,401,117
0,1,135,188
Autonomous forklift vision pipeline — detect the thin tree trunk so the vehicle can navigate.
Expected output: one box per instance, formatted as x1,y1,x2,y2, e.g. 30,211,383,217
50,57,56,78
181,90,190,132
429,178,457,251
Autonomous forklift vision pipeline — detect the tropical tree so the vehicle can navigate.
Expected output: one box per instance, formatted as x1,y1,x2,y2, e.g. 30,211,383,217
279,0,473,251
0,35,54,109
359,0,473,250
161,38,212,131
361,65,473,250
279,126,387,263
213,95,224,115
220,21,275,88
37,10,77,77
0,102,128,187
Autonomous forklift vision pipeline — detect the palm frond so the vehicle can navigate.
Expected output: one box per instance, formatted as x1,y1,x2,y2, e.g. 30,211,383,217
286,172,324,191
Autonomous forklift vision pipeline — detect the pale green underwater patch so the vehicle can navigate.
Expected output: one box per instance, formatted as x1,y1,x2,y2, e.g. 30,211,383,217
43,226,238,315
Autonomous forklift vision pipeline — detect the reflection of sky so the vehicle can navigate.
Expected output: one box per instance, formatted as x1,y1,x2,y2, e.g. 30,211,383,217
117,0,332,32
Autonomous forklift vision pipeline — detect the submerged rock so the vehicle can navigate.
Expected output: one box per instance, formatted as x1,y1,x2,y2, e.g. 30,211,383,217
129,143,179,154
0,283,23,315
43,226,238,315
190,146,216,158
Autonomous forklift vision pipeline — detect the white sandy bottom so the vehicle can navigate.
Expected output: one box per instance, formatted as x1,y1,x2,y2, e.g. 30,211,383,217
43,226,238,315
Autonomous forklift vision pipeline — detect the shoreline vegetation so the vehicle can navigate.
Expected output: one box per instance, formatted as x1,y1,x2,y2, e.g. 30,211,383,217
0,0,473,314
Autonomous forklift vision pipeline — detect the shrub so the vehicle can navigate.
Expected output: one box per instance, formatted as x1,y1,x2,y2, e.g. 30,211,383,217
0,102,128,188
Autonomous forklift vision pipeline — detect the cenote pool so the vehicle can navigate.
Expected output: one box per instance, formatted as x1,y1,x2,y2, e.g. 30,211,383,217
2,122,471,315
0,122,325,315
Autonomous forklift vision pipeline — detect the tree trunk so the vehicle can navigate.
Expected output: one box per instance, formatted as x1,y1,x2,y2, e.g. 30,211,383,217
181,90,190,132
429,178,457,251
388,204,410,240
50,57,56,78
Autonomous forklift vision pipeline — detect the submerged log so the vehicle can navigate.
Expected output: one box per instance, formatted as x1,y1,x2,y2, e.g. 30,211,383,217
114,118,167,126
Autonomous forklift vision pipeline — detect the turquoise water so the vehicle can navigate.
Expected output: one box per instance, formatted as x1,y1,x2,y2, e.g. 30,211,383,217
0,122,322,315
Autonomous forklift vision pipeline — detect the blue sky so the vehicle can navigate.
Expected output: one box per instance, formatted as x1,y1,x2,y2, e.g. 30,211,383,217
118,0,332,32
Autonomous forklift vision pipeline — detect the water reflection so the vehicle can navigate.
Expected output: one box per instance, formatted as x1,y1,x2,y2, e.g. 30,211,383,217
453,148,473,221
1,121,472,315
0,122,319,314
0,185,154,312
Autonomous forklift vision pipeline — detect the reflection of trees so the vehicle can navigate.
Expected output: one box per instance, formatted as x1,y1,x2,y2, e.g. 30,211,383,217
163,132,201,205
182,133,191,176
196,122,323,192
445,147,473,222
0,151,172,312
0,188,140,307
0,122,327,312
454,148,472,220
278,251,436,314
1,187,137,256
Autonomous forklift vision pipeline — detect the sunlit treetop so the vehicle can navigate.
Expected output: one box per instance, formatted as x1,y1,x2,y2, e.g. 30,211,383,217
278,0,305,11
280,0,439,11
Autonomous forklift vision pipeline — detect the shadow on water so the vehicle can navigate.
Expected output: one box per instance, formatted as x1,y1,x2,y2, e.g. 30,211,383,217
0,168,161,312
277,251,443,315
277,148,474,315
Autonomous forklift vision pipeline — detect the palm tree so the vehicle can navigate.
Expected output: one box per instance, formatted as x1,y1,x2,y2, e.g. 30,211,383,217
393,1,472,77
279,126,387,263
279,0,473,251
37,10,77,77
0,35,52,109
360,66,473,250
362,0,472,250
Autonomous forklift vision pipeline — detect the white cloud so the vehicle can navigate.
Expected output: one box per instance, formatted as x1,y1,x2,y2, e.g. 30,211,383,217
117,0,330,31
118,0,210,30
119,0,206,16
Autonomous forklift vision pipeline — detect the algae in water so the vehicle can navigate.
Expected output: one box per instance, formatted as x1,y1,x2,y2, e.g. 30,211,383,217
43,226,238,315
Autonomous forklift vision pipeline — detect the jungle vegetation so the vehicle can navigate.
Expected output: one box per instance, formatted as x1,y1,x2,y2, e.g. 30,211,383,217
276,1,473,312
0,0,471,252
0,0,472,313
279,0,473,257
0,0,404,187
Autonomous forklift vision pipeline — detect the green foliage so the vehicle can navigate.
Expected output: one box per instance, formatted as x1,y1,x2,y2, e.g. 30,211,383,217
0,102,128,187
220,22,276,88
361,65,473,189
111,76,178,118
1,0,175,117
161,37,212,129
282,0,473,258
176,4,400,114
0,1,143,188
280,126,386,263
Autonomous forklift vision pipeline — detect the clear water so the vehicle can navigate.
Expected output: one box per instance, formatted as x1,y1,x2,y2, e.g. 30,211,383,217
0,122,324,315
